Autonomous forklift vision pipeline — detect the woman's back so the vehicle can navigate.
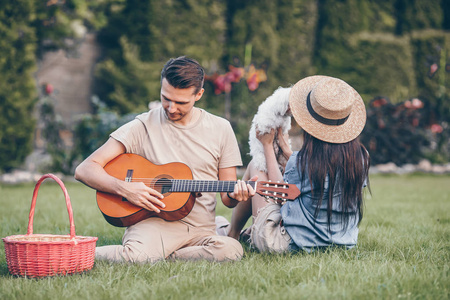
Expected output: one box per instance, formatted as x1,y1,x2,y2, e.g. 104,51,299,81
280,139,369,252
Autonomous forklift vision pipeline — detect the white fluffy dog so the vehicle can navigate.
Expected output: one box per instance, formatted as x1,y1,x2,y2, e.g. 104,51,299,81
249,86,292,172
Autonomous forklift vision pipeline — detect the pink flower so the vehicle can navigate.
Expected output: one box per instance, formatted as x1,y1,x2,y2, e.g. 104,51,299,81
404,100,412,108
430,124,443,133
227,66,244,83
213,75,231,94
246,73,259,91
428,63,439,77
245,65,267,91
411,98,424,109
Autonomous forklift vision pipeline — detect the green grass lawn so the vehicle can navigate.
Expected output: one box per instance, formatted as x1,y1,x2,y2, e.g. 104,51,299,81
0,174,449,300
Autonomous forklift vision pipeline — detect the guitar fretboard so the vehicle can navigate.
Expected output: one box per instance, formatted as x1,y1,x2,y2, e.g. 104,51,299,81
168,180,256,193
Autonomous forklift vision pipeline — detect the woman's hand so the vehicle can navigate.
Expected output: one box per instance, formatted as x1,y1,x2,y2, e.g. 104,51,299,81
256,128,276,146
277,127,293,160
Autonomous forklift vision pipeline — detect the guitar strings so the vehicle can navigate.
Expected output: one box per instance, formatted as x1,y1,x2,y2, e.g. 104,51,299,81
127,178,244,182
117,177,291,195
122,178,285,189
121,179,289,195
124,179,251,186
115,178,292,199
126,179,242,191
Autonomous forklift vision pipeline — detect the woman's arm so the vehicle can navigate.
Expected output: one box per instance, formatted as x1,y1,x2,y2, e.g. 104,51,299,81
277,127,293,163
257,129,285,183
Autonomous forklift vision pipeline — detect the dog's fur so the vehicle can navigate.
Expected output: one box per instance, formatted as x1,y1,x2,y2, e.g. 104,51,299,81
249,87,292,172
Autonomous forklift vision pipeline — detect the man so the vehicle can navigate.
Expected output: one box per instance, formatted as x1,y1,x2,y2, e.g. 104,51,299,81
75,56,256,263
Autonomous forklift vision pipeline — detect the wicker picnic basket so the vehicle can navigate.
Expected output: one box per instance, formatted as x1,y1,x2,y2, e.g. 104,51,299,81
2,174,98,278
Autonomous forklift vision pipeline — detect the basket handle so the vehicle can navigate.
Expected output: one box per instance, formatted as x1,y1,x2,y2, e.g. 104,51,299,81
27,173,76,239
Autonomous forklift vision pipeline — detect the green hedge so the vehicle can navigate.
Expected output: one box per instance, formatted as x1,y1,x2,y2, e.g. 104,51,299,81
0,0,37,172
411,31,450,122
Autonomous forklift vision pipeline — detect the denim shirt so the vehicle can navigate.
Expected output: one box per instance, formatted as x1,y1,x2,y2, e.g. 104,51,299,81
280,151,360,253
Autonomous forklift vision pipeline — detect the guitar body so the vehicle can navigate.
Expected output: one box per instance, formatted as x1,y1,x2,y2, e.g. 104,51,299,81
97,154,195,227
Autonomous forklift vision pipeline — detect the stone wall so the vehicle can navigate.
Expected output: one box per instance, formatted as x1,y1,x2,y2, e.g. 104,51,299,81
26,33,101,172
35,33,100,149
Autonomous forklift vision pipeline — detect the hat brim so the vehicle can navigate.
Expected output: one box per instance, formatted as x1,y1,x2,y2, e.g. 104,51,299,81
289,75,366,144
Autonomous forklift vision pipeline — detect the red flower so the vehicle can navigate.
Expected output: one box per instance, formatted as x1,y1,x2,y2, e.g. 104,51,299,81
371,97,388,108
45,83,54,95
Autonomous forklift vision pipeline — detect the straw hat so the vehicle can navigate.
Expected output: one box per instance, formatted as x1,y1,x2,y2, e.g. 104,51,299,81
289,75,366,144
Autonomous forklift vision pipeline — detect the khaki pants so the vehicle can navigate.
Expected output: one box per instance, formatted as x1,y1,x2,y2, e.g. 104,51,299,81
96,217,243,263
251,203,291,253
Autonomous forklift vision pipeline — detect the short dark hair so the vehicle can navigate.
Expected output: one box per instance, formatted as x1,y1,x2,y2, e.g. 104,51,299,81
161,56,205,94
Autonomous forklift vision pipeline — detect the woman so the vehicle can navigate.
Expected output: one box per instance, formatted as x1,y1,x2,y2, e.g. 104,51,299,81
224,75,370,253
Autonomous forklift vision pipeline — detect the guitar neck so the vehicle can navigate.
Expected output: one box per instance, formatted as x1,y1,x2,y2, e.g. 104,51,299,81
169,180,256,193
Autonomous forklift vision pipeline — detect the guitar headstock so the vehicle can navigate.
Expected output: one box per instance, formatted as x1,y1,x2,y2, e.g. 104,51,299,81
255,181,300,203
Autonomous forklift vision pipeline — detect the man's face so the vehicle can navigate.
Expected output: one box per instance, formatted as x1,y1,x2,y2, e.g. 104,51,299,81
160,78,204,125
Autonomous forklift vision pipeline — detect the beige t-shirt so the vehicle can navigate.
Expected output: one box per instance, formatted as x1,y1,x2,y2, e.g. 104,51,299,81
110,106,242,228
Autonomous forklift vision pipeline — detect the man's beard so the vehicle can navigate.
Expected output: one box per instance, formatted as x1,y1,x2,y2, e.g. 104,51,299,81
165,109,184,121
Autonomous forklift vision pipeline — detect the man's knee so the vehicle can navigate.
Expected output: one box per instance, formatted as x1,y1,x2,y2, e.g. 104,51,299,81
95,243,164,263
212,236,244,262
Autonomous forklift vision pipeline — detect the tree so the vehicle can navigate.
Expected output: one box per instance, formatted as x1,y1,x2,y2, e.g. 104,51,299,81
0,0,37,172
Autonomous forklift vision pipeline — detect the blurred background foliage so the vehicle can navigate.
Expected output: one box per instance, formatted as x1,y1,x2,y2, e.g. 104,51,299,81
0,0,449,173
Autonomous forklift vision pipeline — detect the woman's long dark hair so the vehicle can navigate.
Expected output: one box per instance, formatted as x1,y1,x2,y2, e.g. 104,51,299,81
297,131,370,231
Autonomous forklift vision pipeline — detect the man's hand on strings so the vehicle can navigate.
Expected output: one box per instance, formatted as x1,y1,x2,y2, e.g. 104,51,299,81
121,181,165,213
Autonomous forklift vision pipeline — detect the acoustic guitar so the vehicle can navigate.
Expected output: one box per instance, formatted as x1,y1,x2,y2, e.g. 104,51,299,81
97,153,301,227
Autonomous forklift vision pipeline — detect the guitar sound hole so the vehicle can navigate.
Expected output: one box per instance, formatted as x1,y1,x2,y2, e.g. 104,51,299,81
154,178,173,194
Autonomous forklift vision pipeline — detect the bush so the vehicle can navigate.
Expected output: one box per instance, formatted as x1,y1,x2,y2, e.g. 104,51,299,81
73,97,138,164
361,96,449,165
0,0,37,172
